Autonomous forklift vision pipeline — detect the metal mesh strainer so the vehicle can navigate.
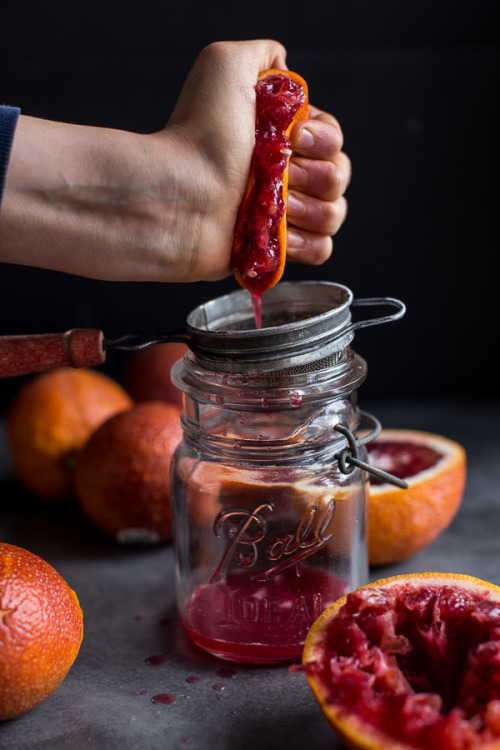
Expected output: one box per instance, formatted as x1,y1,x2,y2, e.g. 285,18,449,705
0,281,405,379
183,281,405,374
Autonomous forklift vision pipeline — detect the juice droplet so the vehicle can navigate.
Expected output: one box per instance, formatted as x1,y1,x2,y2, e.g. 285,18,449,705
216,667,237,679
140,689,149,695
145,654,169,666
213,683,225,691
215,395,225,405
151,693,176,705
261,397,269,409
289,391,303,408
185,675,200,684
233,440,242,450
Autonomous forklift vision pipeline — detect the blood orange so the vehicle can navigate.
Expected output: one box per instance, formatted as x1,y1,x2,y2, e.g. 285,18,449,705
366,429,466,566
0,542,83,721
303,572,500,750
75,401,183,544
231,68,308,312
6,368,133,500
122,341,187,407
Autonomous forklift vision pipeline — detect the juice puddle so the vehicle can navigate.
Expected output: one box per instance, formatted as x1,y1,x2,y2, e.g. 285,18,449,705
182,566,346,663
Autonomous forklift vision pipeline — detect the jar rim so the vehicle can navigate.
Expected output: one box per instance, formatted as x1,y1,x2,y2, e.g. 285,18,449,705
171,347,367,408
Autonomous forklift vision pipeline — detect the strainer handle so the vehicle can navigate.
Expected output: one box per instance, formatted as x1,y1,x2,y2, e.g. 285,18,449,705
0,329,106,379
349,296,406,334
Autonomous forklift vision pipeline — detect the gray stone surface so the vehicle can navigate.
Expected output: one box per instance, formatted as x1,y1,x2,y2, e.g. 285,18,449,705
1,400,499,749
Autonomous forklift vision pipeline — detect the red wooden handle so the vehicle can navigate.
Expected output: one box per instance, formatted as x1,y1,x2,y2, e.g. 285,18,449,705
0,329,106,379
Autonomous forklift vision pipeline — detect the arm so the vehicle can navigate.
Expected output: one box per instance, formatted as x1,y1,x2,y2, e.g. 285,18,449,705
0,40,350,283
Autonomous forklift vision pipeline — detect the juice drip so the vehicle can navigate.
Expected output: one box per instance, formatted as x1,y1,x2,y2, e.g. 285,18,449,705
251,293,262,329
182,566,347,664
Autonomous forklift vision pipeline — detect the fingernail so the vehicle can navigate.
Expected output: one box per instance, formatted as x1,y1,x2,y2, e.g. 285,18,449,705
287,229,304,248
287,194,304,215
295,127,314,149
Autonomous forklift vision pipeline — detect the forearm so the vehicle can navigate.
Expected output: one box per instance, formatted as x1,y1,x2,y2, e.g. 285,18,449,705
0,41,349,284
0,116,206,282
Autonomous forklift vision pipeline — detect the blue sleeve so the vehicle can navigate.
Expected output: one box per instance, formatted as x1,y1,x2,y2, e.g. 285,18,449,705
0,105,21,209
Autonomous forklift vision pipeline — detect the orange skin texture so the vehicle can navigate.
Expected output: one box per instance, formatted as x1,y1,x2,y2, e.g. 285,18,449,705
232,69,309,294
0,542,83,721
6,368,133,500
367,430,466,566
122,341,187,408
75,401,183,543
303,573,500,750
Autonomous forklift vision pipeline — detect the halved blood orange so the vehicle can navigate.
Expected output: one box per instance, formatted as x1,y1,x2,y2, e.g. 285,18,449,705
231,69,308,303
303,572,500,750
366,429,466,566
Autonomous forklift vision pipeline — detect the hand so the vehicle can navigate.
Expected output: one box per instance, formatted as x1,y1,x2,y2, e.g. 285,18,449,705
0,40,351,284
163,41,351,281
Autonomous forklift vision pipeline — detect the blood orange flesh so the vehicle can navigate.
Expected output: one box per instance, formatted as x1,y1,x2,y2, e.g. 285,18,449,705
303,573,500,750
232,70,308,301
367,439,443,484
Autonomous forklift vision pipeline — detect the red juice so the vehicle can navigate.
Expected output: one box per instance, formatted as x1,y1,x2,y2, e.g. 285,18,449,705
251,293,262,329
181,565,347,664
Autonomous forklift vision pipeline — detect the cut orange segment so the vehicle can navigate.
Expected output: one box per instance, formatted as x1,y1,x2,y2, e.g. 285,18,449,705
303,572,500,750
232,69,308,298
366,429,466,566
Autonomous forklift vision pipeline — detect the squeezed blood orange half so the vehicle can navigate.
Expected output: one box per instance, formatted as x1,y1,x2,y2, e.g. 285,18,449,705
366,429,466,565
231,69,308,326
303,573,500,750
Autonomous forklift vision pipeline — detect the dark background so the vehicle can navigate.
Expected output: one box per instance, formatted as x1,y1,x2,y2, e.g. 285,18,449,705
0,0,498,411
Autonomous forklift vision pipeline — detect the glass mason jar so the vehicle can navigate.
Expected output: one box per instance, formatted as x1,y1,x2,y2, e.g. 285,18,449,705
169,282,405,665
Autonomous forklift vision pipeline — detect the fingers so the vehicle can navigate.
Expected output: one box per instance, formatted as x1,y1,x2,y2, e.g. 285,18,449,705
289,151,351,202
291,108,343,158
286,105,350,265
287,191,348,235
287,229,334,266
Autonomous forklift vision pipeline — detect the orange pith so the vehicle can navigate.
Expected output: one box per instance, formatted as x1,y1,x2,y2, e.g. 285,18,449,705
232,68,309,295
303,573,500,750
366,429,466,565
6,367,133,500
0,543,83,721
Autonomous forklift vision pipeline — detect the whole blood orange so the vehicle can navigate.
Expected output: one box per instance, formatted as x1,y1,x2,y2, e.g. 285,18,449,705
303,573,500,750
6,368,133,500
0,542,83,721
75,401,183,544
232,69,308,303
122,341,187,408
366,429,466,566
